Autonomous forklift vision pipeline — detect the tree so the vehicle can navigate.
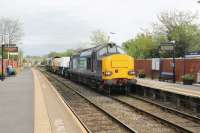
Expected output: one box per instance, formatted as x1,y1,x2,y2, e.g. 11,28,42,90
123,33,159,59
47,52,59,58
47,49,75,58
64,49,75,56
153,11,200,57
0,17,23,44
90,30,109,45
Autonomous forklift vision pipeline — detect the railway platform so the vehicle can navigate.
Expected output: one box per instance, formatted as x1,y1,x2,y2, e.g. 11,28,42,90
0,68,34,133
33,68,87,133
133,78,200,113
0,68,87,133
136,78,200,98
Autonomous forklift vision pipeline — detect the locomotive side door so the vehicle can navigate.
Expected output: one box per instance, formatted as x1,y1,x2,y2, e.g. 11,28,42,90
91,52,96,72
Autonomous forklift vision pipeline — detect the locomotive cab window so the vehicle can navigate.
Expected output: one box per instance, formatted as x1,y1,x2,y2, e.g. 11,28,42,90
98,47,108,57
108,45,117,54
117,47,126,54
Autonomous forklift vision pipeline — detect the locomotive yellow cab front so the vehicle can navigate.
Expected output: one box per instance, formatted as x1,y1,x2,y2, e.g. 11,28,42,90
102,54,137,86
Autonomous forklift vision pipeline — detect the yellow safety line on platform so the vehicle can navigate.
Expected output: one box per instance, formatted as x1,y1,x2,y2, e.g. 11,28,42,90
33,69,52,133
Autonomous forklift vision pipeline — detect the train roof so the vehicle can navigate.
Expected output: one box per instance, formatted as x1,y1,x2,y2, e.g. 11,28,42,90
72,43,117,57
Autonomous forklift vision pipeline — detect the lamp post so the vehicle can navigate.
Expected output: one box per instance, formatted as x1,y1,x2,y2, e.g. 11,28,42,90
160,40,176,83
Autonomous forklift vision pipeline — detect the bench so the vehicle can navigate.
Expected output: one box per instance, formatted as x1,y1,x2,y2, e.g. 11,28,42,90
159,72,174,82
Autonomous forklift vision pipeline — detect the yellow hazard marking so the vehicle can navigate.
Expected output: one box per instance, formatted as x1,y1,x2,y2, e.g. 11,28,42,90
32,69,52,133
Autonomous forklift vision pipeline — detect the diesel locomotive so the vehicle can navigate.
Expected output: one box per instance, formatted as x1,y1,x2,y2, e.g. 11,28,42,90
47,43,137,93
69,43,137,92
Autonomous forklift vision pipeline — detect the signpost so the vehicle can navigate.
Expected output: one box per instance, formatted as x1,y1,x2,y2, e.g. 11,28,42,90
160,41,176,83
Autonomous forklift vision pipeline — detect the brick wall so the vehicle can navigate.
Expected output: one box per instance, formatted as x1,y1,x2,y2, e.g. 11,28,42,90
135,58,200,82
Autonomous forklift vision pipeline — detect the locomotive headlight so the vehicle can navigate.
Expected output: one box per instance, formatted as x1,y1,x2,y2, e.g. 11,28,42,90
104,71,112,76
128,70,135,75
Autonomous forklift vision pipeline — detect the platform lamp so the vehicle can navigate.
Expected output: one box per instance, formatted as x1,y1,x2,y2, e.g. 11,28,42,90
160,40,176,83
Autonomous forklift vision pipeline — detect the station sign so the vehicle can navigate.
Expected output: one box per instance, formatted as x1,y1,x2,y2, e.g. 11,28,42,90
185,51,200,55
160,44,174,51
152,58,160,70
4,47,18,52
3,44,18,52
4,44,16,47
185,51,200,58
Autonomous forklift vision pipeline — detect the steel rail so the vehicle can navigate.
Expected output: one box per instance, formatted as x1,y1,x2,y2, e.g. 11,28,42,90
128,94,200,123
42,68,196,133
111,96,196,133
43,71,137,133
44,73,92,133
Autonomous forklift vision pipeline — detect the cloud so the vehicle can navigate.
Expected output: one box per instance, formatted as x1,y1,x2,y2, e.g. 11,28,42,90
0,0,200,55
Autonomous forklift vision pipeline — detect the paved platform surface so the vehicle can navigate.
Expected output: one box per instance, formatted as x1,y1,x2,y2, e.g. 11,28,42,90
0,68,87,133
0,68,34,133
136,78,200,98
33,69,87,133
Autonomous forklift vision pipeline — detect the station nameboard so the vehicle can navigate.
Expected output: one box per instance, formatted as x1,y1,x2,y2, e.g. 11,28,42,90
4,47,18,52
185,51,200,58
3,44,18,52
185,51,200,55
3,44,17,47
160,44,174,51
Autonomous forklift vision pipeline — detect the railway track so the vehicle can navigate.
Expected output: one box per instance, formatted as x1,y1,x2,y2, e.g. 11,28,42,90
42,70,192,133
111,95,200,133
44,71,136,133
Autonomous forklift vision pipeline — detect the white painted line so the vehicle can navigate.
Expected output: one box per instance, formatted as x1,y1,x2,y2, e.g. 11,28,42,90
54,119,67,133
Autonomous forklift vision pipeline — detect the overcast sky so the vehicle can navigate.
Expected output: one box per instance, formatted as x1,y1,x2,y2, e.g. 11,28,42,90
1,0,200,56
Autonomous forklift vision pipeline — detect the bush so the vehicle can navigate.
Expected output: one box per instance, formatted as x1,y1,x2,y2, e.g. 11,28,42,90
138,70,146,78
0,72,5,77
182,74,194,81
12,69,17,75
182,74,194,85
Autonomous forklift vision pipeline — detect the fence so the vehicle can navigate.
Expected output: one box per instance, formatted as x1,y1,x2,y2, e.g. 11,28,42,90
135,58,200,82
